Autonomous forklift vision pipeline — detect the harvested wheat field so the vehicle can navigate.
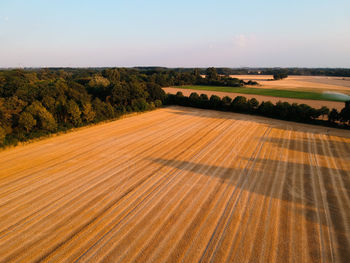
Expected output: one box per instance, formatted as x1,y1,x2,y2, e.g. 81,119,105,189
0,106,350,263
230,75,350,94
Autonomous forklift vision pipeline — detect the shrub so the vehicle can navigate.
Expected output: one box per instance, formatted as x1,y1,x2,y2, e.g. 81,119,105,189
209,95,222,109
154,100,162,108
131,98,148,112
231,96,248,112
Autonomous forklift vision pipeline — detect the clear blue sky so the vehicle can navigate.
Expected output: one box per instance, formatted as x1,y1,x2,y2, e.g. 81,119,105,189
1,0,349,68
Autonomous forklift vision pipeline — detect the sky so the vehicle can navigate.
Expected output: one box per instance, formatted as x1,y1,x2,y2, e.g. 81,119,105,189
0,0,349,68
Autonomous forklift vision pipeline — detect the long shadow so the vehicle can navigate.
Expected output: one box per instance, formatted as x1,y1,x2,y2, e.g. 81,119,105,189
259,136,350,159
149,156,350,260
149,157,349,205
167,106,350,158
167,106,350,138
168,106,269,122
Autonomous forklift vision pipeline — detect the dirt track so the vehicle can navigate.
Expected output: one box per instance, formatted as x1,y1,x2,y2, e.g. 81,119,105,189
163,87,345,111
0,106,349,262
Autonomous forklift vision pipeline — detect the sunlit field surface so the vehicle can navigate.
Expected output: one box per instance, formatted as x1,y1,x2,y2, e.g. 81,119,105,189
0,106,349,262
231,75,350,97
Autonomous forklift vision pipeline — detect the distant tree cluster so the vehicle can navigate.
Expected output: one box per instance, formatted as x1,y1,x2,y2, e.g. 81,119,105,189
273,70,288,80
166,92,350,128
134,67,350,77
264,68,350,77
131,67,258,87
199,67,258,86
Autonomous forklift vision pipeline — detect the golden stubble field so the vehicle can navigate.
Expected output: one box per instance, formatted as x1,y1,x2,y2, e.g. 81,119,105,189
0,106,349,262
230,75,350,94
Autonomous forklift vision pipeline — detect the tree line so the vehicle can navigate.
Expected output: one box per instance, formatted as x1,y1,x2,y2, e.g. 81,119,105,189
0,67,349,147
166,92,350,128
133,67,350,77
0,67,247,147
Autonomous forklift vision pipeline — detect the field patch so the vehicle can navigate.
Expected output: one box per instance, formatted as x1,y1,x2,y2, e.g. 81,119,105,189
0,106,349,262
230,75,350,94
177,85,348,102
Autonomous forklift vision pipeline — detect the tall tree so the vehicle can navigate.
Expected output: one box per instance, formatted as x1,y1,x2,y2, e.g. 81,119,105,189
82,103,96,123
340,101,350,124
66,100,82,126
0,126,5,145
19,112,36,132
206,67,218,81
26,101,57,131
328,108,339,123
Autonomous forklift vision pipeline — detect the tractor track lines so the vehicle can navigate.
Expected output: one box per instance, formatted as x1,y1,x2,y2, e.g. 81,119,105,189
0,106,349,262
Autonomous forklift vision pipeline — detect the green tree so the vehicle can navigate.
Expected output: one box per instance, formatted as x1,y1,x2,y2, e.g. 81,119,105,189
340,101,350,125
189,92,200,101
258,101,274,116
92,98,116,121
231,96,248,112
102,68,120,83
88,75,110,88
0,96,27,134
189,92,200,107
67,100,82,126
328,108,339,123
275,101,292,119
104,102,116,118
209,95,222,108
2,96,27,120
200,94,209,101
0,126,6,145
27,101,57,131
146,82,166,102
222,96,232,105
206,67,219,81
129,81,148,101
131,98,148,112
193,68,200,77
273,71,288,80
82,103,96,123
248,98,259,109
39,109,57,131
19,112,36,132
111,82,129,106
42,96,56,113
154,100,162,107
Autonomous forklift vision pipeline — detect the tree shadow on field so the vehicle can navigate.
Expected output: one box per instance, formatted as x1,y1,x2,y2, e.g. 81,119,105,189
168,106,266,122
258,136,350,159
148,156,350,261
167,106,350,139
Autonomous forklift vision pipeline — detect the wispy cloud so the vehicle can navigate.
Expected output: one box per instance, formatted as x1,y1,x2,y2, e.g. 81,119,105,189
1,16,9,22
232,34,256,48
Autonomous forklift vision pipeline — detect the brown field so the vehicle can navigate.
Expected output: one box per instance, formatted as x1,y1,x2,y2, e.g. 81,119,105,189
230,75,350,94
163,87,345,111
0,106,350,262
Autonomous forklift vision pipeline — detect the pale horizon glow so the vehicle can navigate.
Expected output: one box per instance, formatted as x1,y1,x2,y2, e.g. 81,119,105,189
0,0,349,68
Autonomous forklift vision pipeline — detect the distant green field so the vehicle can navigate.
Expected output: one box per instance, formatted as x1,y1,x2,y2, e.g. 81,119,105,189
176,85,349,102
